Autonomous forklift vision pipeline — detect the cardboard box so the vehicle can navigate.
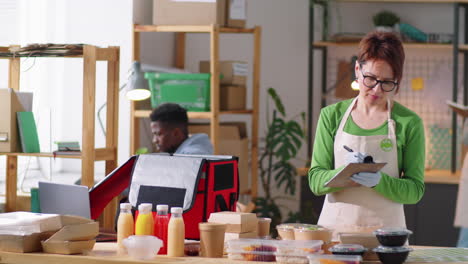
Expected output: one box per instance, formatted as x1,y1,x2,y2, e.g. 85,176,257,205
0,89,26,152
220,85,246,111
0,212,96,253
41,221,98,254
224,231,257,241
226,0,246,28
41,240,96,255
0,232,53,253
46,222,99,242
188,122,249,193
153,0,226,26
208,211,257,233
199,61,248,86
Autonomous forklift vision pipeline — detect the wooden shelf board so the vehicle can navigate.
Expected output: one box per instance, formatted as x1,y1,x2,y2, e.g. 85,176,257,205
0,54,83,59
313,41,453,49
134,109,254,119
135,25,255,33
0,152,81,158
459,44,468,51
424,169,461,184
0,148,115,161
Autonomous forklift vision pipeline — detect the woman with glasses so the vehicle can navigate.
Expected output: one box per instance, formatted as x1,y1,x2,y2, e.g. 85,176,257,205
308,31,425,237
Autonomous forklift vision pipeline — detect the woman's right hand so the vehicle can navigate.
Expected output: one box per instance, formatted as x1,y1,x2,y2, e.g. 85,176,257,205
345,152,368,164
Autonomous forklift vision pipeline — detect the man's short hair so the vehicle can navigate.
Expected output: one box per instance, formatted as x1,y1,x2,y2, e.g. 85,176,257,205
150,103,188,135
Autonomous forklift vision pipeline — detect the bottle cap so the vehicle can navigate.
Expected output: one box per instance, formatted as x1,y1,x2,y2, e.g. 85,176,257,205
120,203,132,210
138,203,153,213
156,204,168,211
171,207,183,214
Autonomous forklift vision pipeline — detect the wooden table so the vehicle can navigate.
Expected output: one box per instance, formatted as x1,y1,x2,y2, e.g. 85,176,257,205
0,243,467,264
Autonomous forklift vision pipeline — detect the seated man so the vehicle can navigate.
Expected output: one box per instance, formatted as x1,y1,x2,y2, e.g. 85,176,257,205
150,103,213,155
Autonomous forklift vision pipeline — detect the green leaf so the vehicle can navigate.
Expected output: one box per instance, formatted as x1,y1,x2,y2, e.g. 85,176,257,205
268,88,285,117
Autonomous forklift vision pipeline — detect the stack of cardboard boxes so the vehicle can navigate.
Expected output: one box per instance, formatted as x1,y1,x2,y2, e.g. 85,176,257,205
208,211,258,241
0,212,98,254
153,0,246,28
199,61,248,111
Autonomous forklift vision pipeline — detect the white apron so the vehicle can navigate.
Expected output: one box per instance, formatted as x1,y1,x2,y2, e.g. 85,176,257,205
318,97,406,238
455,154,468,227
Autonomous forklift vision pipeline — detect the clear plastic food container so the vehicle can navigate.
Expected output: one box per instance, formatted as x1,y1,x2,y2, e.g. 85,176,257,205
329,244,367,256
275,240,323,255
227,250,276,262
307,254,362,264
275,253,313,264
226,239,277,261
373,228,412,247
226,238,277,252
226,239,323,262
276,223,316,240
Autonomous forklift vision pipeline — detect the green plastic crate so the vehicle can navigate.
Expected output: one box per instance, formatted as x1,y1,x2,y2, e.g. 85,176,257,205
145,72,211,111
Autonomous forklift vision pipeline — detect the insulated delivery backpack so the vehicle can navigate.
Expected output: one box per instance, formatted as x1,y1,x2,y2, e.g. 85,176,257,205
89,153,239,239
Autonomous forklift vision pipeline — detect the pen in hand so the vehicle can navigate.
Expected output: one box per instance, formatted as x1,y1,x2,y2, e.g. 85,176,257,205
343,145,374,163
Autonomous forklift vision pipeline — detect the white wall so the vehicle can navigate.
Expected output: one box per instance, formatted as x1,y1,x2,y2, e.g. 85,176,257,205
0,0,133,188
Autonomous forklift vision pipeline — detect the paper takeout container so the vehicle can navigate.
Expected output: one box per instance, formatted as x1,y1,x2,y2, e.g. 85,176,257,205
41,222,98,254
208,212,257,233
41,240,96,255
0,212,97,253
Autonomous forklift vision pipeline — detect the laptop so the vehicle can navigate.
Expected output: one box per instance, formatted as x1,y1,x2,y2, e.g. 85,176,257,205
38,181,91,219
38,181,118,242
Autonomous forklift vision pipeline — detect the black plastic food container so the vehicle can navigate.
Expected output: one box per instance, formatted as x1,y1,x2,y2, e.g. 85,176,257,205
329,244,367,256
373,228,413,246
373,245,412,264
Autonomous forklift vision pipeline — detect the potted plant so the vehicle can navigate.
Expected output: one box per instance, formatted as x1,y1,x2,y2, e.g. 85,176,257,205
254,87,307,236
373,10,400,32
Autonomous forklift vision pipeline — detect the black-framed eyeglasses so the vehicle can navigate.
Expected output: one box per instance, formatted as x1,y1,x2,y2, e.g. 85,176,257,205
360,68,398,92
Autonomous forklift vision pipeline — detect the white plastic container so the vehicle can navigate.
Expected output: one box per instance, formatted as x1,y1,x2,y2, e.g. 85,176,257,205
123,235,162,260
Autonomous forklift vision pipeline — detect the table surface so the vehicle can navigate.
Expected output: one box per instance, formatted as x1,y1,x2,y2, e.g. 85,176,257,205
0,242,467,264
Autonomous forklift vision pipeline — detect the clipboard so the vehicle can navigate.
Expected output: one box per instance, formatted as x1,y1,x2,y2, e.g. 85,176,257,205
324,162,387,188
447,100,468,118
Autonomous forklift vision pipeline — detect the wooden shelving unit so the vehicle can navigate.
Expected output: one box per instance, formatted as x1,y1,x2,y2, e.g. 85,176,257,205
309,1,468,174
0,45,120,229
132,24,261,198
313,41,453,49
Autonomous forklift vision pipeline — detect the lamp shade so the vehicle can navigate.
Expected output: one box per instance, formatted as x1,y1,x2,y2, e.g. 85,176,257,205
126,61,151,101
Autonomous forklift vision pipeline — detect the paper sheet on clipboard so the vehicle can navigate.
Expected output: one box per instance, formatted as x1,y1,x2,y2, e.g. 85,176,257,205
324,163,387,188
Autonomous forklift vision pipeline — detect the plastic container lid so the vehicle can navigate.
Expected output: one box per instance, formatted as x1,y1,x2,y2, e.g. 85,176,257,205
307,254,362,263
373,245,413,253
275,240,323,255
329,244,367,254
293,224,327,232
276,223,314,230
156,204,168,211
120,203,132,210
373,227,413,236
138,203,152,213
171,207,183,214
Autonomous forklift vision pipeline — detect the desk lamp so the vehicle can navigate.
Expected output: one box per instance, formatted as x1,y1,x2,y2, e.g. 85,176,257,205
126,61,150,101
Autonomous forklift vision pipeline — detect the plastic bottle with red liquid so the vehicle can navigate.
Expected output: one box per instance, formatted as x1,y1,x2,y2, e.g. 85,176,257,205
154,204,170,254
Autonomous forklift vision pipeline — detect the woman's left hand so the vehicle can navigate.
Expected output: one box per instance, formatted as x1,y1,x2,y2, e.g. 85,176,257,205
351,172,382,187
